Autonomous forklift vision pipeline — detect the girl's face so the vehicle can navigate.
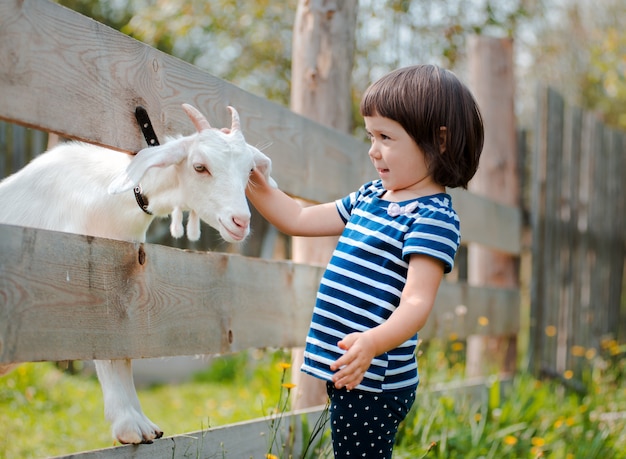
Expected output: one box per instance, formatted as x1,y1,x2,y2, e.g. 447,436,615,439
364,115,440,197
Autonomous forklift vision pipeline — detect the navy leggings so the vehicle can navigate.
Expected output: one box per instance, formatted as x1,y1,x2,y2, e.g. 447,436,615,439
326,382,416,458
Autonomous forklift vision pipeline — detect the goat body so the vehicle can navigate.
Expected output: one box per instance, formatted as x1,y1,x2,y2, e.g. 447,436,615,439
0,104,274,444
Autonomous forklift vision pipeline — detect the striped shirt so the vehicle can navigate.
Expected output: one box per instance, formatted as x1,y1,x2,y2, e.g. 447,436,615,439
301,180,460,392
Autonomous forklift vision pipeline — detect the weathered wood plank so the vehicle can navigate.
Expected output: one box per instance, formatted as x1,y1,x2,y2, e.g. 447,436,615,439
0,0,370,202
50,406,328,459
0,223,519,364
449,188,521,255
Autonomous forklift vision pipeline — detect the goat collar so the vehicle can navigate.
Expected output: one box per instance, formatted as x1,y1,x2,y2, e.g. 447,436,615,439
133,185,153,215
133,107,159,216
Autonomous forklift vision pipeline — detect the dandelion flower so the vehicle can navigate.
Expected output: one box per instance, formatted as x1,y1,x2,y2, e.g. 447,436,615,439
571,345,585,357
266,454,279,459
282,383,296,390
545,325,557,337
478,316,489,326
563,370,574,380
554,418,564,428
278,362,292,370
451,342,464,352
503,435,518,446
585,348,597,360
531,437,546,447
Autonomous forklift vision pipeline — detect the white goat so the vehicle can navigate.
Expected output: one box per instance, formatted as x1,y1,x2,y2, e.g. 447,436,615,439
0,103,274,444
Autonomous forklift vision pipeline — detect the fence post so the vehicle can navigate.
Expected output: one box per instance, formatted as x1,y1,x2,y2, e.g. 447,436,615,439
288,0,359,410
465,36,519,377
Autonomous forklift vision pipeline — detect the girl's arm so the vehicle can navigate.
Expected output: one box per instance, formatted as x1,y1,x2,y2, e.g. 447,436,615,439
246,167,345,237
330,253,445,390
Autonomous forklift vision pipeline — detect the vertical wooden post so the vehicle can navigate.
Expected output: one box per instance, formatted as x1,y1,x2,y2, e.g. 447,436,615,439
289,0,358,409
466,36,519,377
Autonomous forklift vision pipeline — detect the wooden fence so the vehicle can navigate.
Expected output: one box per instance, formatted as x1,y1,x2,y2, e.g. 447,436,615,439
0,0,520,457
528,87,626,382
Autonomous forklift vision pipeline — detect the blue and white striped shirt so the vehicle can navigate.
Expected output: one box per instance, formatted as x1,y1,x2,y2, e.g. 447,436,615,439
301,180,460,392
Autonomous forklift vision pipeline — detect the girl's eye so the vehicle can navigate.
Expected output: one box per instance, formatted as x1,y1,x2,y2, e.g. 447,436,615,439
193,164,211,175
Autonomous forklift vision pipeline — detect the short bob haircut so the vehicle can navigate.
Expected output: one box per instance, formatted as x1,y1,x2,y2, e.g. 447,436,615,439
360,64,483,189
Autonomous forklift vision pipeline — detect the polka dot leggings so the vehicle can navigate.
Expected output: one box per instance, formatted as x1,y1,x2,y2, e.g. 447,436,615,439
326,382,416,458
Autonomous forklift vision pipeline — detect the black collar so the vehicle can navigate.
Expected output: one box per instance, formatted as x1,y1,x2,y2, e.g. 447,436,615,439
133,107,159,216
133,185,153,215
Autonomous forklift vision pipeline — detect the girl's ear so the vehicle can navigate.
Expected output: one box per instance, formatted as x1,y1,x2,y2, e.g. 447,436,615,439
438,127,447,154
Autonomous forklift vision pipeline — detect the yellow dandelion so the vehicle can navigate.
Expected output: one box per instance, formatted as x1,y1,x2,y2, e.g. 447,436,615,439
563,370,574,380
565,417,575,426
571,345,585,357
601,338,617,350
545,325,557,337
585,348,597,360
266,454,279,459
566,454,575,459
449,332,458,341
478,316,489,326
278,362,291,370
281,383,296,390
474,413,482,422
451,342,465,352
531,437,546,447
554,418,564,428
503,435,518,446
609,344,621,356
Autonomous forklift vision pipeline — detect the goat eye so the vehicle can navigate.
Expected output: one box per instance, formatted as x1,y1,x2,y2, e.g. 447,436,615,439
193,164,210,175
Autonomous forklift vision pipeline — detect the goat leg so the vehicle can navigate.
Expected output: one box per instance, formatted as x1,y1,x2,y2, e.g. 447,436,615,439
94,359,163,444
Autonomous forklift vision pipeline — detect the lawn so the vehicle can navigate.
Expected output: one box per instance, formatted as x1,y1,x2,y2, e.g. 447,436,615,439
1,340,625,458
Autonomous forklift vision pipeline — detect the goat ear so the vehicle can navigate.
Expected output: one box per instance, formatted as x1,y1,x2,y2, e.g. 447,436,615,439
108,137,191,194
250,145,278,189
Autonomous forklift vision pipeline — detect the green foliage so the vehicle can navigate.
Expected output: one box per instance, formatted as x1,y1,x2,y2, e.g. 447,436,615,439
393,339,626,459
583,27,626,129
2,339,624,458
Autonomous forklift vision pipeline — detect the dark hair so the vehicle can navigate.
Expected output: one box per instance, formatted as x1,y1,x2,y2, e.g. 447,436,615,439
360,65,483,189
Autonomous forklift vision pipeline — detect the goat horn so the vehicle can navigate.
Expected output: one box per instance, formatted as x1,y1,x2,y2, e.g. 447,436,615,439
227,106,241,132
182,103,211,131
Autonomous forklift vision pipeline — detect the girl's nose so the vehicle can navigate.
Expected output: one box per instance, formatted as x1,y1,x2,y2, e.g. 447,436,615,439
368,144,380,160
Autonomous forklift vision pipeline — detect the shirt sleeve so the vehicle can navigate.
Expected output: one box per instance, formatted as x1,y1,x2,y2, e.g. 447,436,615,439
335,181,376,224
403,208,461,274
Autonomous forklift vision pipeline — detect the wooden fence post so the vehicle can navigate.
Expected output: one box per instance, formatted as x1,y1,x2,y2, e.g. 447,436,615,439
289,0,359,409
466,36,519,377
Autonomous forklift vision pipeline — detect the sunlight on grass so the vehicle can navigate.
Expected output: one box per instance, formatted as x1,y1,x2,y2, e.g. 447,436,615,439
1,342,625,458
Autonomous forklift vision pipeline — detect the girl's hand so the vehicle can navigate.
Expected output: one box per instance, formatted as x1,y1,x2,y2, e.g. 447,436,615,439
330,332,377,390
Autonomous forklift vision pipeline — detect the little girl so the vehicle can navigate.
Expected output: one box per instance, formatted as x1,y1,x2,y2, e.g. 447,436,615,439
246,64,483,458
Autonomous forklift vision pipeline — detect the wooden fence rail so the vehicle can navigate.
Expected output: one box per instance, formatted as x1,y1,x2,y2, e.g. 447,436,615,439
0,0,521,457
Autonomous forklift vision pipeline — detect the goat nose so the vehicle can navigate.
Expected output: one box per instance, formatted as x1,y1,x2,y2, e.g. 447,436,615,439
233,215,250,229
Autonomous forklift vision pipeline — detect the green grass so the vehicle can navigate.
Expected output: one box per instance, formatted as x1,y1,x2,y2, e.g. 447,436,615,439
0,349,291,458
1,342,625,458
